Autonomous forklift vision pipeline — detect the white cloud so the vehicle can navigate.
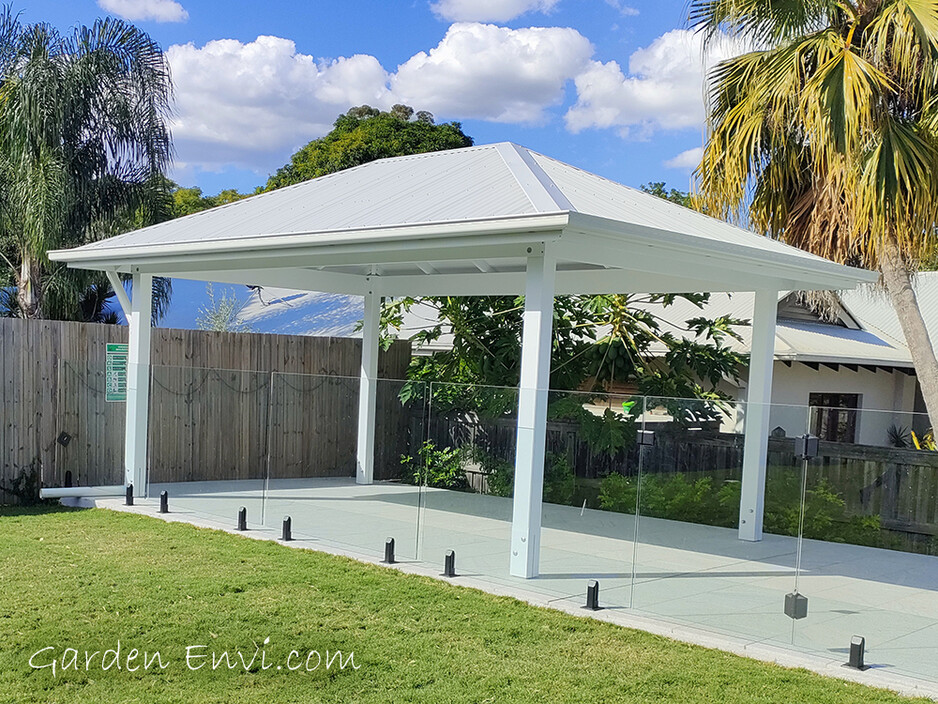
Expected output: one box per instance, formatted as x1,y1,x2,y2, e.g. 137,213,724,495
565,29,742,137
430,0,559,22
391,23,593,123
167,24,593,172
167,36,390,171
604,0,639,16
98,0,188,22
664,147,703,170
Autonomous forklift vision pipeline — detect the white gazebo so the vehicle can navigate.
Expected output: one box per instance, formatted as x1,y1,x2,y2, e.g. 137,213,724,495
49,142,877,578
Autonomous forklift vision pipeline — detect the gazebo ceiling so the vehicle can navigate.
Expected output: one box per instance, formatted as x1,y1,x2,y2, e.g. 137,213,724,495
51,142,878,295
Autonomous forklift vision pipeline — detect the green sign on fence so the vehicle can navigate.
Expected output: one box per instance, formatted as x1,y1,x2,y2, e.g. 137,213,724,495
106,343,129,402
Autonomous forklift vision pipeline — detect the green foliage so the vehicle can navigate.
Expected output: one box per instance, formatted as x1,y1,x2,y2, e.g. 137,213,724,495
470,448,576,504
548,396,636,457
640,182,693,208
0,10,173,320
597,469,892,549
598,472,637,513
543,453,576,505
472,446,515,498
195,283,255,333
170,184,253,218
401,441,467,490
265,105,472,191
384,292,747,405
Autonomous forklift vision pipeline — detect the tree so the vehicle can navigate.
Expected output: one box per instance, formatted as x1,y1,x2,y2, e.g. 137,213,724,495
169,183,252,218
196,283,255,333
641,182,693,208
264,104,473,190
0,11,173,320
693,0,938,426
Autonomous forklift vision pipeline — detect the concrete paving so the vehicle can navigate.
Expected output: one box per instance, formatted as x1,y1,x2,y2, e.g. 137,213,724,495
79,476,938,699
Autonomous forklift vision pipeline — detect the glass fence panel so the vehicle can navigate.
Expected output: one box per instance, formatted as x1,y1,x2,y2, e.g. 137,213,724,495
792,405,938,682
147,365,270,528
631,398,804,645
533,389,644,606
418,381,519,583
48,360,125,490
264,375,425,561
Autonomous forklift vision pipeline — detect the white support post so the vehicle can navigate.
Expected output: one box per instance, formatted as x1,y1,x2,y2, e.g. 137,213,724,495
738,289,778,541
124,273,153,495
509,247,556,578
356,288,379,485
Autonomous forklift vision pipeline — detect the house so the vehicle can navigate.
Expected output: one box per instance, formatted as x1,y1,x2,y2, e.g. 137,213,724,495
394,275,938,445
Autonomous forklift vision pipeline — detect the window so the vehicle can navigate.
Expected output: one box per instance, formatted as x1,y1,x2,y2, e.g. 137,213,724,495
809,393,860,443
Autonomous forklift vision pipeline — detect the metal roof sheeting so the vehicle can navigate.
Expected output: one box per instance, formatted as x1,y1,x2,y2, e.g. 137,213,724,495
64,143,858,266
79,145,540,251
530,151,823,264
51,142,878,296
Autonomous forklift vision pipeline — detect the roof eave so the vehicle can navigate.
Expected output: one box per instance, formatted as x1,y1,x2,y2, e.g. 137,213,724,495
49,212,572,270
565,212,879,291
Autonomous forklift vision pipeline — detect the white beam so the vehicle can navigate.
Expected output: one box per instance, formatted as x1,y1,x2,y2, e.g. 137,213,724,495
105,271,131,318
509,248,556,578
164,268,370,295
124,273,153,496
738,289,778,541
356,288,380,484
377,268,752,297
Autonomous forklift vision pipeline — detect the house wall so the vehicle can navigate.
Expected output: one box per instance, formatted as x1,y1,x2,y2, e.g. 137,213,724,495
749,362,918,446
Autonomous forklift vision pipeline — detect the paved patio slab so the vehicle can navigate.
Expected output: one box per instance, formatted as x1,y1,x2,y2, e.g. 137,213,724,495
131,477,938,693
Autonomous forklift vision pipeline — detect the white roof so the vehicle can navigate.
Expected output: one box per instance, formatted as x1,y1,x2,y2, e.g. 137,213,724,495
840,274,938,349
51,142,877,297
640,292,913,367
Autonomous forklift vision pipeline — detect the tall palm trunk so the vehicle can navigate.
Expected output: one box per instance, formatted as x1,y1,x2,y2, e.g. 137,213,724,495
880,234,938,427
16,254,41,318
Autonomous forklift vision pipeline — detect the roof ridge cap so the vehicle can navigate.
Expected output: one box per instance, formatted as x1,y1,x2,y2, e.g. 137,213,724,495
493,142,575,214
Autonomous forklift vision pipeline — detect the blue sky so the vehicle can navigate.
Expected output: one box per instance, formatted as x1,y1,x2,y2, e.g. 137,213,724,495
28,0,736,197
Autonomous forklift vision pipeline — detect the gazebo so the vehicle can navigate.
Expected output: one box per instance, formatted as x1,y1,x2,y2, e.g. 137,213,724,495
49,142,877,578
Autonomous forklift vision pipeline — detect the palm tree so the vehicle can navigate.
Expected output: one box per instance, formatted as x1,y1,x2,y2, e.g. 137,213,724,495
692,0,938,427
0,10,173,320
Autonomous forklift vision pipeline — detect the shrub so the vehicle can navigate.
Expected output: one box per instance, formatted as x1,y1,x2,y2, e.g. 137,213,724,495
543,453,575,505
598,473,637,513
400,441,467,490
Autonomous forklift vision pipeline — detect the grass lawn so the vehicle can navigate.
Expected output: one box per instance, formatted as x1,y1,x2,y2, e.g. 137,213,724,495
0,506,928,703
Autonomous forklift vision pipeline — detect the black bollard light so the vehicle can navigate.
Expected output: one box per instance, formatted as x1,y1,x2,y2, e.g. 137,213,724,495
443,550,457,578
585,580,601,611
64,470,73,488
281,516,292,541
125,483,134,506
846,636,868,670
383,537,395,564
159,490,169,514
237,506,247,531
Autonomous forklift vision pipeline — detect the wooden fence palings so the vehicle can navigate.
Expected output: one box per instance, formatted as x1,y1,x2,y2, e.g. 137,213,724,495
0,318,411,502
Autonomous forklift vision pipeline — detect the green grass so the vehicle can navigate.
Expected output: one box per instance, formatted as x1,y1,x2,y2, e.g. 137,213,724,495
0,506,927,703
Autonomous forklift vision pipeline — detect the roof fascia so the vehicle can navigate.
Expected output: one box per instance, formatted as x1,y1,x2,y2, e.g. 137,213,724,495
49,214,570,268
